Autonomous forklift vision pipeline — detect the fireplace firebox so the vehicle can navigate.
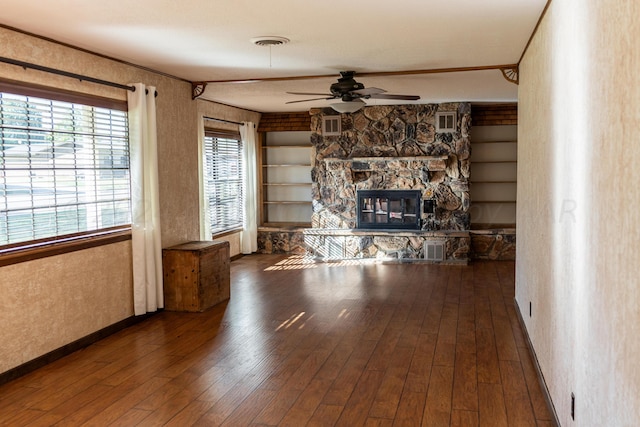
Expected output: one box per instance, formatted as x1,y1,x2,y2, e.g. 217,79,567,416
357,190,421,230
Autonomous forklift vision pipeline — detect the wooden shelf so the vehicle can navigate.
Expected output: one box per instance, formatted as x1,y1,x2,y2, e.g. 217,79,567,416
263,145,310,148
262,164,311,167
470,160,517,164
471,180,517,184
262,183,311,186
260,132,313,225
263,201,312,205
471,223,516,229
470,140,518,144
261,222,311,228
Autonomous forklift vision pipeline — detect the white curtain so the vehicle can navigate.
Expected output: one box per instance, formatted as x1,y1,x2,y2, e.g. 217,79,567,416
240,122,258,254
128,83,163,315
197,116,211,241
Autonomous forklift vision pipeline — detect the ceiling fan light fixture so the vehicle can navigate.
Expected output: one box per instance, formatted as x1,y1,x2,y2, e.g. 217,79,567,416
331,99,365,114
251,36,290,46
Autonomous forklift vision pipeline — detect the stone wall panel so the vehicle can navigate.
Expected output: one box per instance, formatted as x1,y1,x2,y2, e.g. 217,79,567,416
310,104,471,232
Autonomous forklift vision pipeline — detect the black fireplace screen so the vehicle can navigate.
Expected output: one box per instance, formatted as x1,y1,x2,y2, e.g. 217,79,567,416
357,190,421,230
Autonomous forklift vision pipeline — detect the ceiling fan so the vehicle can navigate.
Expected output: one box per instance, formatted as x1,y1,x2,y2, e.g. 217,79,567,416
285,71,420,112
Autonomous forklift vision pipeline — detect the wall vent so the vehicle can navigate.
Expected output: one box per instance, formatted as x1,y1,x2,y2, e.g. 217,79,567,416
435,111,457,132
324,236,344,259
424,241,445,262
322,115,341,136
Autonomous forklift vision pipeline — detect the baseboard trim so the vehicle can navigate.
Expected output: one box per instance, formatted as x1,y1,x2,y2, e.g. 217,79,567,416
0,310,159,387
514,298,561,427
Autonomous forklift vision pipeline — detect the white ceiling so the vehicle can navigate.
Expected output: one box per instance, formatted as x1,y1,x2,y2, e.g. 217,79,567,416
0,0,546,112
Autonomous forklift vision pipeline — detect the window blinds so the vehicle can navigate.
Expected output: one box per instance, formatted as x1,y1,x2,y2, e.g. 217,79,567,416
203,131,243,234
0,91,130,246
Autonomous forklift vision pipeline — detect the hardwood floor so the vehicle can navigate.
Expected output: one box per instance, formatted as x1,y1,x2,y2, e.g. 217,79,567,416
0,255,556,426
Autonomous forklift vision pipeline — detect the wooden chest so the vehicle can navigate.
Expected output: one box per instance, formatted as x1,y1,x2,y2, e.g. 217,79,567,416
162,240,230,312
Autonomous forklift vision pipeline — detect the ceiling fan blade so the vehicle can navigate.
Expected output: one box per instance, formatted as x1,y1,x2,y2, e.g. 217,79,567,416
352,87,386,96
369,93,421,101
285,97,334,104
286,91,333,96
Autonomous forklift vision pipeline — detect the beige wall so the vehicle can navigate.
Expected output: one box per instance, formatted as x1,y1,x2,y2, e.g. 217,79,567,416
0,27,257,372
517,0,640,425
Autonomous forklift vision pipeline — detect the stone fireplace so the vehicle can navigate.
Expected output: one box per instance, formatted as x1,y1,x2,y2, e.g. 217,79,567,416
303,103,472,262
257,102,518,263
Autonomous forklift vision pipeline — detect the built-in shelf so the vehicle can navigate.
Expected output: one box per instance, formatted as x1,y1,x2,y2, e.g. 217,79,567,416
263,145,310,148
262,183,311,186
263,201,311,205
262,164,311,167
470,160,517,164
261,222,311,228
470,125,517,227
260,131,313,225
470,223,516,230
471,180,517,184
472,200,517,204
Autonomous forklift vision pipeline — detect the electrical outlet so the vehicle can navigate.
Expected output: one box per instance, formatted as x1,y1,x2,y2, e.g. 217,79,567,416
571,393,575,420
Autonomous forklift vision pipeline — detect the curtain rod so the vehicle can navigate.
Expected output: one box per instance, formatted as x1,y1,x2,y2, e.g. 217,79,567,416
0,56,157,96
203,116,245,126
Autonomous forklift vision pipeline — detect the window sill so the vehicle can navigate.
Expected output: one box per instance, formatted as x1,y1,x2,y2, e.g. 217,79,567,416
0,227,132,267
211,227,243,239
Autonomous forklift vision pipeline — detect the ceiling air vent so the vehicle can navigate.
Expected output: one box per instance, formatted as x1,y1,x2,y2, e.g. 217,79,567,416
250,36,290,46
322,115,341,136
435,111,457,133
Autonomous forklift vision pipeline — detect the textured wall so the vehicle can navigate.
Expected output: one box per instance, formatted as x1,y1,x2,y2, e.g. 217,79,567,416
517,0,640,425
0,242,133,372
0,27,257,373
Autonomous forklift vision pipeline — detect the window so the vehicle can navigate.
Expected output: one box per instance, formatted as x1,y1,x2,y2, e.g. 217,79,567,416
0,85,130,247
203,130,243,234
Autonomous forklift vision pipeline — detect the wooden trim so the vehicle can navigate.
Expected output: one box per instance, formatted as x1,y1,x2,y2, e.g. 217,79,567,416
0,311,158,387
257,112,311,132
262,145,311,148
202,64,520,84
259,222,311,229
262,163,312,167
470,180,517,184
519,0,554,65
514,299,561,427
210,227,243,239
470,223,516,230
263,201,312,205
470,160,517,164
471,200,517,204
0,228,132,267
204,127,241,139
230,253,244,262
470,140,518,145
0,78,127,110
262,183,312,186
258,132,266,225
